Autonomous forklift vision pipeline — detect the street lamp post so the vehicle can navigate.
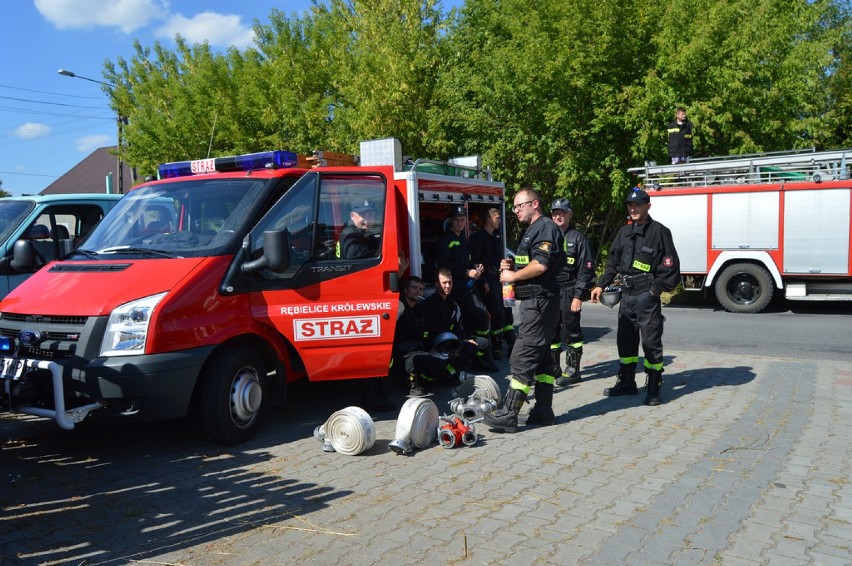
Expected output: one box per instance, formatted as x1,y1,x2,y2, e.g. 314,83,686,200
58,69,125,194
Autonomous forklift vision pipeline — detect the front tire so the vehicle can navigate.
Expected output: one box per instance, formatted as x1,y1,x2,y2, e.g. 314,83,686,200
714,263,774,313
201,347,268,445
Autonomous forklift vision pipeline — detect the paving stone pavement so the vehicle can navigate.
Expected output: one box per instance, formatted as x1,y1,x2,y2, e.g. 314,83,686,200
1,338,851,565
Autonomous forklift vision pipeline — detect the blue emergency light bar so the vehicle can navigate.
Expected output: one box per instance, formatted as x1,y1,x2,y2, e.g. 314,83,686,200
157,149,299,179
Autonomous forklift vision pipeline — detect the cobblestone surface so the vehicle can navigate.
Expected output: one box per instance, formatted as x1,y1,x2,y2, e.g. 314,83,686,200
2,327,851,565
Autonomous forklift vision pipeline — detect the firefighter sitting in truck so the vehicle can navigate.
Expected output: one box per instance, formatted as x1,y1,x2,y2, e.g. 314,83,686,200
336,198,381,259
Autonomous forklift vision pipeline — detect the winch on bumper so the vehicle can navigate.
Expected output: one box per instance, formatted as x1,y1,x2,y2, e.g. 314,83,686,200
0,317,212,429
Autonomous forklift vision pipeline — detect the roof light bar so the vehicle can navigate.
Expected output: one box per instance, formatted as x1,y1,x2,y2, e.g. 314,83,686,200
157,150,299,179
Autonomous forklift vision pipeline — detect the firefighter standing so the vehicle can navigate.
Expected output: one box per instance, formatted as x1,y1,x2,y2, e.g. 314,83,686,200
590,188,680,406
436,204,497,372
667,107,693,165
469,207,509,359
549,198,595,386
484,188,564,431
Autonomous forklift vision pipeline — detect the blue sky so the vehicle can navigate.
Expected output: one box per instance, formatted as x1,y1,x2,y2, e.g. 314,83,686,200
0,1,462,197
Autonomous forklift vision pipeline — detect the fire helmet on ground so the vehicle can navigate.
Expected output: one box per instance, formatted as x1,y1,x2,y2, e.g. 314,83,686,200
431,332,462,360
600,286,623,308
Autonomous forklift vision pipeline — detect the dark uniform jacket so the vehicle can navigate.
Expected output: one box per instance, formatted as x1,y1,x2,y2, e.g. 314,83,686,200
557,226,596,300
421,292,467,348
436,229,474,284
514,216,565,296
394,298,426,353
469,228,501,274
597,217,680,296
667,119,693,160
337,226,379,259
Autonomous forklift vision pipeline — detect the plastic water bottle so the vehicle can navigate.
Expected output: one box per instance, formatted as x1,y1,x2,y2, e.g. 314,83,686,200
502,282,515,307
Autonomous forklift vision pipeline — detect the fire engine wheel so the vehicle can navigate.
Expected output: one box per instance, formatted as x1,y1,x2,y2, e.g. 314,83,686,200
715,263,774,314
200,347,268,445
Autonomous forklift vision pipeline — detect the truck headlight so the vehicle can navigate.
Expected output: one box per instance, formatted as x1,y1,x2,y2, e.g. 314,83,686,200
100,292,167,357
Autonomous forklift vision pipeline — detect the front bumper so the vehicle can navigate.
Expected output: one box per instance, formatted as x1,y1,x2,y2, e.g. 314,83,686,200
1,346,215,428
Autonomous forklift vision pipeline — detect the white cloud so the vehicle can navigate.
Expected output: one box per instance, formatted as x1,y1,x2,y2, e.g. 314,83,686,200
76,134,112,152
155,11,256,49
15,123,51,139
35,0,167,33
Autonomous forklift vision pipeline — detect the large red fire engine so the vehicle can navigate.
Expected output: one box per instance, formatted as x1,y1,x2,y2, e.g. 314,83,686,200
629,148,852,313
0,138,506,443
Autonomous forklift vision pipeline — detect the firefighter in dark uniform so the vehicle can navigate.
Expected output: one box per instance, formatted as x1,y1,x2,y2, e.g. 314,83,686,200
389,275,454,397
417,268,492,392
549,198,595,386
667,107,693,165
484,188,564,431
337,199,380,259
436,204,497,372
590,188,680,406
469,207,508,359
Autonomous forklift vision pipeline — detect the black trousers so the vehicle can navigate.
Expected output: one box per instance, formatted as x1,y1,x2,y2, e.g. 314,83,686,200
616,290,664,367
510,293,560,388
450,285,490,338
478,273,505,335
552,287,584,347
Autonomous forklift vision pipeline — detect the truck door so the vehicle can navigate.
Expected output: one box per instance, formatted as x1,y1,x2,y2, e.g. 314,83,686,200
247,170,401,382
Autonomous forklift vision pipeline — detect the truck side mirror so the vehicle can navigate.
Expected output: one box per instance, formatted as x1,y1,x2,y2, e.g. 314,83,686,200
10,239,39,273
241,230,291,274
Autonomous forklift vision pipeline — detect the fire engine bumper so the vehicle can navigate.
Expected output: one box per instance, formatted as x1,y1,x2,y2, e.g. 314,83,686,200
1,346,215,428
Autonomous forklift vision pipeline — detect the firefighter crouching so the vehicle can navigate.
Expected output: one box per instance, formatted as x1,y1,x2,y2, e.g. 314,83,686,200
590,188,680,405
483,188,565,431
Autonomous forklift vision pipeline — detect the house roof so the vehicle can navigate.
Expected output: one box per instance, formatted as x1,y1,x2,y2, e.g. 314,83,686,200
40,146,135,195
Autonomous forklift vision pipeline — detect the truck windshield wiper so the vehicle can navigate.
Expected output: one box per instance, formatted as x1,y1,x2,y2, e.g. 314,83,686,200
72,248,100,259
96,246,181,259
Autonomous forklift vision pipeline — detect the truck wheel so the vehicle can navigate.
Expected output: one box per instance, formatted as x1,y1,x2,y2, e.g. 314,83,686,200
714,263,774,314
201,347,268,445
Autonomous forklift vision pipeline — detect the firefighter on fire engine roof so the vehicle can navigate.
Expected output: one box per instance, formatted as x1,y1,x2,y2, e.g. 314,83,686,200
590,188,680,406
337,198,380,259
483,188,565,432
435,204,497,372
549,198,595,386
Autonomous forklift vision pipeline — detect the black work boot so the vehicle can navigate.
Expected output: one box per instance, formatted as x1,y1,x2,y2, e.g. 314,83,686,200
550,348,563,381
556,346,583,386
644,369,663,406
483,387,527,432
526,382,555,426
408,373,428,397
603,364,638,396
491,334,503,360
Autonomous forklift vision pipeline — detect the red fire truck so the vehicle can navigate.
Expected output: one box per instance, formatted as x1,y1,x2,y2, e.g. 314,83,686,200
0,138,505,443
629,148,852,313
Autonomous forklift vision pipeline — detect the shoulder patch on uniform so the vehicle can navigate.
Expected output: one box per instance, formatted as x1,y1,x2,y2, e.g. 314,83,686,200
663,256,673,267
537,242,552,252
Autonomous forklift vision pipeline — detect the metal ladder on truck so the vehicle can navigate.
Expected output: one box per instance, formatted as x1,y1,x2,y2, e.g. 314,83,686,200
629,147,852,190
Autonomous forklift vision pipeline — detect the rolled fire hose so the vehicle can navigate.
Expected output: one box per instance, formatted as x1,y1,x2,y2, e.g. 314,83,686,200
313,406,375,455
451,374,501,404
388,397,439,455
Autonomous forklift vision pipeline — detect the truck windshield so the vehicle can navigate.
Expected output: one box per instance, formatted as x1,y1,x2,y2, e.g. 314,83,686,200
74,178,270,258
0,199,36,244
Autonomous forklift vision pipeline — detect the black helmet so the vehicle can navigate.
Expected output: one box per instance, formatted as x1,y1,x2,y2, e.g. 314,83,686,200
551,198,572,212
431,332,462,360
600,285,623,308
